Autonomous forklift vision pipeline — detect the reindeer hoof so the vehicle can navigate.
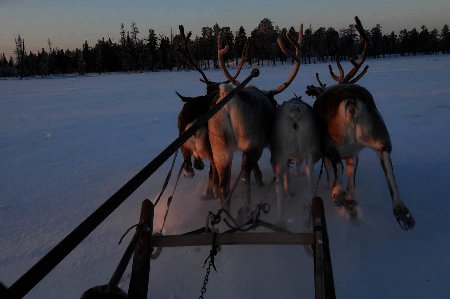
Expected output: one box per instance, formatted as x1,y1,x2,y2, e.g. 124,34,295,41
345,200,358,216
183,169,195,178
394,206,415,230
332,190,346,206
193,158,205,170
201,193,215,201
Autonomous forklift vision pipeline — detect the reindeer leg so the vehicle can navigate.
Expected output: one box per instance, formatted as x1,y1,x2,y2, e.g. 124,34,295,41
181,148,194,178
331,159,346,206
237,150,261,225
283,161,292,197
212,147,232,210
324,157,334,188
193,157,205,170
304,157,314,195
212,162,220,199
325,149,345,204
273,162,287,223
217,163,232,211
345,155,358,216
379,151,415,230
252,163,264,186
203,164,216,200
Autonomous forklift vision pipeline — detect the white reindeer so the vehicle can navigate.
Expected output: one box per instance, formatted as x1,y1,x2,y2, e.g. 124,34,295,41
270,97,322,220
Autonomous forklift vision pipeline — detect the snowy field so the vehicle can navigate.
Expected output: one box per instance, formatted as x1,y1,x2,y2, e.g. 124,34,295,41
1,55,450,298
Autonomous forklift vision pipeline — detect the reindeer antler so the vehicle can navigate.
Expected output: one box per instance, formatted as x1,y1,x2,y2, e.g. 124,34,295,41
217,36,250,86
179,25,211,84
328,16,370,84
269,24,303,96
232,39,250,82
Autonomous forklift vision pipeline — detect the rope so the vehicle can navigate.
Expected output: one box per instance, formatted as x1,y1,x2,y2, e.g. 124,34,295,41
151,160,185,259
159,163,185,234
304,157,326,232
222,169,242,210
221,203,271,232
154,150,179,207
118,224,140,245
199,169,243,233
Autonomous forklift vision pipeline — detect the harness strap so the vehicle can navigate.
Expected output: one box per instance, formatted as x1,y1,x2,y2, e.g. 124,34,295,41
154,150,179,207
159,162,185,234
313,157,325,198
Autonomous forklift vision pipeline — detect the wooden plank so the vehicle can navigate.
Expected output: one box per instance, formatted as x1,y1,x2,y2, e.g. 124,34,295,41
152,232,313,247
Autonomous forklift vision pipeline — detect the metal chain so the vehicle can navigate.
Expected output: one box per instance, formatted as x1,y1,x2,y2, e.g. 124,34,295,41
199,232,218,299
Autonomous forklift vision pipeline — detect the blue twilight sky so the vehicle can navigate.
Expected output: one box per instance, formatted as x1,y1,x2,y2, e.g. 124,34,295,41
1,0,449,57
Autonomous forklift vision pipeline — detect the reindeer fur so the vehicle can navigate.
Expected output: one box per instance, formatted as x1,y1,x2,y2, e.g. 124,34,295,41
270,98,322,220
313,83,415,230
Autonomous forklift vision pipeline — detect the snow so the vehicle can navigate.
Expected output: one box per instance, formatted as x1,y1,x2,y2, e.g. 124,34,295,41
1,55,450,298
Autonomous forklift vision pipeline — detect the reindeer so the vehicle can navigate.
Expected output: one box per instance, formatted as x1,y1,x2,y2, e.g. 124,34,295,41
270,95,322,220
176,33,262,200
176,24,303,223
306,17,415,230
266,24,323,220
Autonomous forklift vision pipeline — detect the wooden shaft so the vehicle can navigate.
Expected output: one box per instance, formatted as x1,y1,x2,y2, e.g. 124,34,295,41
312,197,336,299
314,230,325,299
128,199,154,299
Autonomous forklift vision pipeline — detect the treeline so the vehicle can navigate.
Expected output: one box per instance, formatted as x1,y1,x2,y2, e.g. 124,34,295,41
2,19,450,78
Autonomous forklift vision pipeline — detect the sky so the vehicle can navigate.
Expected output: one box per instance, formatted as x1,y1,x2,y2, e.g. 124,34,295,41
1,0,449,58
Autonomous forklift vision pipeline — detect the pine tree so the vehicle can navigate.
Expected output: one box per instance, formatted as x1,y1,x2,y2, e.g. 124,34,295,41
74,49,84,75
201,26,214,69
303,27,312,64
312,27,327,62
325,27,339,61
234,26,248,66
14,35,26,78
147,29,158,71
440,25,450,53
370,24,383,58
159,35,172,70
251,18,278,65
339,24,357,60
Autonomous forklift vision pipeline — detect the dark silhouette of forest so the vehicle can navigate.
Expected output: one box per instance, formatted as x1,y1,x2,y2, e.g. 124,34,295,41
1,18,450,78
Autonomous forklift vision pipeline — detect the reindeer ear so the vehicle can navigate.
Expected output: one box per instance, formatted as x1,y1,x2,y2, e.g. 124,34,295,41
176,91,192,102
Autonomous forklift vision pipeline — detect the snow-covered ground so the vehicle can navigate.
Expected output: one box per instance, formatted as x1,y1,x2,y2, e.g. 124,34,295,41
1,55,450,298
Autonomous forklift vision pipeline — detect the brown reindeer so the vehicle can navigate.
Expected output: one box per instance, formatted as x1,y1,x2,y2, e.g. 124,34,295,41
306,17,415,230
176,30,261,200
177,24,303,224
